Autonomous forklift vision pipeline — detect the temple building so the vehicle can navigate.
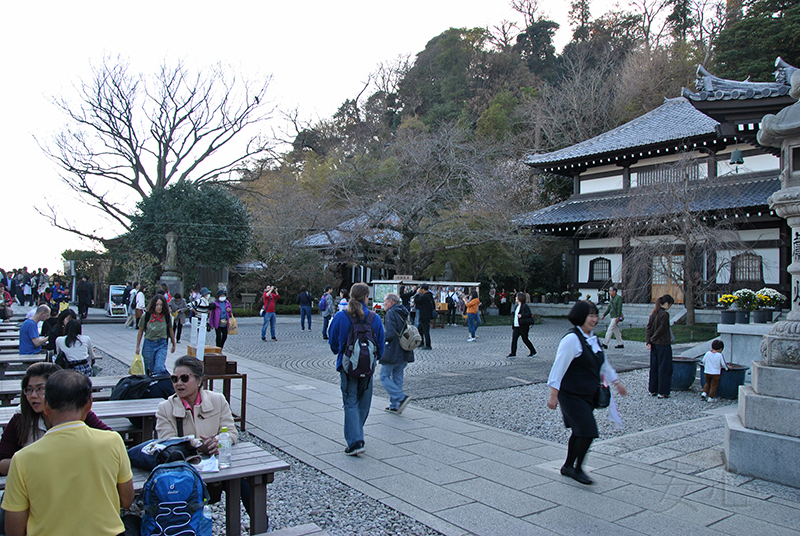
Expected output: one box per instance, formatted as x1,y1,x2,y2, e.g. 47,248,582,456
517,59,796,305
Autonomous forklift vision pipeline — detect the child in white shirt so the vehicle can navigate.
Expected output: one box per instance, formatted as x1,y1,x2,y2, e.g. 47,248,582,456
701,339,728,402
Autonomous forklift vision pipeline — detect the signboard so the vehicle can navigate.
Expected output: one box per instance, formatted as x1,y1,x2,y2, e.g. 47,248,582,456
373,283,397,305
107,285,127,317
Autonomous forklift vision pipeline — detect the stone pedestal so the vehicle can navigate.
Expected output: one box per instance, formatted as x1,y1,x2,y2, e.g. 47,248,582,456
715,323,772,382
725,361,800,487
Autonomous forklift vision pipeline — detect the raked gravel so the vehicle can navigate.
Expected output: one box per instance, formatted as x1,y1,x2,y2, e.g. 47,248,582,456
94,353,731,536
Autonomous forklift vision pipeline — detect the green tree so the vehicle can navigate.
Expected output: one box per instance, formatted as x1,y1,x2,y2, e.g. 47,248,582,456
715,0,800,80
570,0,593,41
127,181,252,285
512,19,561,80
476,91,519,140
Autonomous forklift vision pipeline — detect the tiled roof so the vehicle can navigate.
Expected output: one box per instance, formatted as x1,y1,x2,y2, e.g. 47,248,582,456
515,174,781,228
297,211,403,248
523,98,718,166
681,62,795,102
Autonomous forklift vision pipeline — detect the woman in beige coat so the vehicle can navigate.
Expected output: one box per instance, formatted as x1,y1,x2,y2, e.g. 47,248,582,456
156,355,237,454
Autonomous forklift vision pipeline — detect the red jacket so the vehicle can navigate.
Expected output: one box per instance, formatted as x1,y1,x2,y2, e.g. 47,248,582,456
262,291,279,313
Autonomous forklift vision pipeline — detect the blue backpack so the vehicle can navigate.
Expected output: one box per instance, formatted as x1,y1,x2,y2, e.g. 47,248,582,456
342,311,379,378
140,461,212,536
318,294,328,311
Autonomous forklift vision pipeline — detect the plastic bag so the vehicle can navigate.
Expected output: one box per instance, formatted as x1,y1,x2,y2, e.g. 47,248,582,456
129,353,145,375
227,317,238,335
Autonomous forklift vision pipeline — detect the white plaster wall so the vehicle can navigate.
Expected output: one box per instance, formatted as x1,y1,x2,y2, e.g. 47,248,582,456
579,175,623,194
578,237,623,249
580,164,618,176
716,248,781,285
578,253,623,283
717,153,779,176
738,228,780,242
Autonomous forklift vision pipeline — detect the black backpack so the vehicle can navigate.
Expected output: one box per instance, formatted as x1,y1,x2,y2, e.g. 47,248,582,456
342,312,379,378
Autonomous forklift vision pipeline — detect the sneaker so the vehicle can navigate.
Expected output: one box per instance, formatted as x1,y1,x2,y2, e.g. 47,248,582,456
601,343,609,349
700,392,707,398
344,441,365,456
650,392,658,396
506,354,517,358
468,337,476,342
398,395,412,414
262,337,266,341
615,344,624,349
272,337,277,341
323,336,329,340
385,407,398,413
707,397,716,402
528,352,537,357
657,394,669,399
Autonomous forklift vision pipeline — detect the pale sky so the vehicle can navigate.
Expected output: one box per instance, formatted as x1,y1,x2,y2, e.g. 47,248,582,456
0,0,617,273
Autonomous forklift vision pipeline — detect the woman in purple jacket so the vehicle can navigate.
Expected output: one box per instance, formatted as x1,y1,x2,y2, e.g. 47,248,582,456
0,362,111,475
209,289,234,349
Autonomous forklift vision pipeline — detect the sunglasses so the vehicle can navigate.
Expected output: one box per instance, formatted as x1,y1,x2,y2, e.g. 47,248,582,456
170,374,193,384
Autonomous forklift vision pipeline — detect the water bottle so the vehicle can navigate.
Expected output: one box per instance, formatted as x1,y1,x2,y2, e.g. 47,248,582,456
218,427,232,469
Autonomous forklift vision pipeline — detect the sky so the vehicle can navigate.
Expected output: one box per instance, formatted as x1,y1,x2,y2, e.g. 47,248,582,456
0,0,617,274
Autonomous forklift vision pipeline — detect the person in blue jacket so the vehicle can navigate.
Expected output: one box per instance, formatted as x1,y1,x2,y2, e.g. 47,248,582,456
328,283,385,456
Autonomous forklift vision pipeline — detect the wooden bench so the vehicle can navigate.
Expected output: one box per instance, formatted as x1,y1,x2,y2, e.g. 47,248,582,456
254,523,330,536
0,375,123,406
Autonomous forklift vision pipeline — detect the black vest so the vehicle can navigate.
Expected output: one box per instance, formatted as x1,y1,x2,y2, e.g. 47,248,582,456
561,327,605,396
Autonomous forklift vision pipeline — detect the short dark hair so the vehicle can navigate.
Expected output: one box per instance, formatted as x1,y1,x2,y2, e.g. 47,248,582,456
711,339,724,351
420,283,429,290
174,355,204,380
516,292,527,303
324,285,332,292
45,370,91,412
568,300,599,327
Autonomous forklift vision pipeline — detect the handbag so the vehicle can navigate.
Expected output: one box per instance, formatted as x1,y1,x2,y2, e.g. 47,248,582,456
55,350,69,369
227,317,238,335
128,437,201,471
594,384,611,408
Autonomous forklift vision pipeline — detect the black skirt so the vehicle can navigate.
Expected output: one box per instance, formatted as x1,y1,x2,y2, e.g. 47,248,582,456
558,389,599,438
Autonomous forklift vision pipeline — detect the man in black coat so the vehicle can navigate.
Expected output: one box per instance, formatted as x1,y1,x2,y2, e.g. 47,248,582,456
415,284,436,350
379,293,415,414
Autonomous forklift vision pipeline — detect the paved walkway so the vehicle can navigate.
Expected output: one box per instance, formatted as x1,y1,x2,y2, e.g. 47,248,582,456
84,315,800,536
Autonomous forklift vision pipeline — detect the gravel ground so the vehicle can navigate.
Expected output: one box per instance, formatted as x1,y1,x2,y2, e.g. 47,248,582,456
94,352,732,536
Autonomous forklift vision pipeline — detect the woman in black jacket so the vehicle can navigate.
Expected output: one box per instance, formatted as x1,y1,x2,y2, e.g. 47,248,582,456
508,292,537,357
646,294,675,398
379,293,415,414
547,301,627,484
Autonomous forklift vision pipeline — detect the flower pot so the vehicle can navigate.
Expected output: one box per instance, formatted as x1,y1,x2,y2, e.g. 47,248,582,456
700,364,749,399
735,311,750,324
671,357,698,390
720,310,736,324
752,309,771,324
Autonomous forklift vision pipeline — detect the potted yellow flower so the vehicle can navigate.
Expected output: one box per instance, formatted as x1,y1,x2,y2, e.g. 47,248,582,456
718,294,736,324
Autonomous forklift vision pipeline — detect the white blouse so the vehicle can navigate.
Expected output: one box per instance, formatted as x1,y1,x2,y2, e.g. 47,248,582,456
547,330,618,391
55,334,95,363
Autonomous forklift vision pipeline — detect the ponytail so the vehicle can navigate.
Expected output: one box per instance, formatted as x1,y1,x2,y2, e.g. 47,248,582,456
346,283,370,321
651,294,675,315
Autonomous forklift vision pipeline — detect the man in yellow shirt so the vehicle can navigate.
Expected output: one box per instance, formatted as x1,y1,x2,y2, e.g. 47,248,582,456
2,370,134,536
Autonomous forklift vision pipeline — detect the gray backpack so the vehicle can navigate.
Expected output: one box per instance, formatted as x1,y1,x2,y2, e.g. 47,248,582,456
399,321,422,351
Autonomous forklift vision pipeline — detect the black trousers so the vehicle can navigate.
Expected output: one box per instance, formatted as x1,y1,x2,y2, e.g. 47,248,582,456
173,318,183,342
447,307,457,324
510,325,535,355
649,344,673,395
215,327,228,349
418,320,431,347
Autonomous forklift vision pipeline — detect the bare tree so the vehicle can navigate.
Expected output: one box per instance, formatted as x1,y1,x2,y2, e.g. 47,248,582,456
38,56,275,242
596,153,751,324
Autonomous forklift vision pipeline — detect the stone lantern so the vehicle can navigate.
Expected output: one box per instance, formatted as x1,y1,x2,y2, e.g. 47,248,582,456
724,63,800,487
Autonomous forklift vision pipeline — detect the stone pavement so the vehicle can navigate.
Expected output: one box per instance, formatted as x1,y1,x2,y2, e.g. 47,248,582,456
83,314,800,536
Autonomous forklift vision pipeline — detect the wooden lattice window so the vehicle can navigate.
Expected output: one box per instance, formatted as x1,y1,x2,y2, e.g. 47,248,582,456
589,257,611,282
731,253,763,284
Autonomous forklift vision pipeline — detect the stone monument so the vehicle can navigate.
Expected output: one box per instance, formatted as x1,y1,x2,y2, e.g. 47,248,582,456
724,61,800,487
159,231,183,298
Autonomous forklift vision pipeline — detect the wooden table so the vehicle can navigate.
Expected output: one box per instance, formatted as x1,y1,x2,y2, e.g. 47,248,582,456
131,442,289,536
204,373,247,431
0,398,162,440
0,375,123,406
0,340,20,352
0,355,49,379
0,324,20,330
0,331,20,340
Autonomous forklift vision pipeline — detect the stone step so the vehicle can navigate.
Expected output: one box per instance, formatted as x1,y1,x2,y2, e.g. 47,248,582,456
725,413,800,488
751,360,800,400
738,385,800,438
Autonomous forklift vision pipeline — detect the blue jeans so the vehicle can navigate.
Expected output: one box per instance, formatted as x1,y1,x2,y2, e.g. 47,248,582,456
261,312,276,339
300,305,312,329
142,338,168,375
380,362,407,409
322,314,331,338
339,370,372,449
467,313,479,338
